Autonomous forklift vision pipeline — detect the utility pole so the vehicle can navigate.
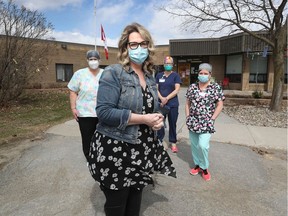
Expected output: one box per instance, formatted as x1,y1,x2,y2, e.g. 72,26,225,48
94,0,97,51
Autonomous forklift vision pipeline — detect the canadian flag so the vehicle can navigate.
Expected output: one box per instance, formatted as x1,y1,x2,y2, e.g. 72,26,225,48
101,24,108,60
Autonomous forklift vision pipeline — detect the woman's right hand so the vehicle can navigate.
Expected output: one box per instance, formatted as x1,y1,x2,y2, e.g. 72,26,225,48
161,97,168,106
144,113,164,127
71,108,79,121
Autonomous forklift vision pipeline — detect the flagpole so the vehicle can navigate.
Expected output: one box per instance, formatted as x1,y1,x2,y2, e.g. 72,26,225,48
94,0,97,51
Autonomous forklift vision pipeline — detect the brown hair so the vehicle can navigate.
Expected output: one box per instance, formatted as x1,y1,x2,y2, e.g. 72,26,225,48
117,22,155,74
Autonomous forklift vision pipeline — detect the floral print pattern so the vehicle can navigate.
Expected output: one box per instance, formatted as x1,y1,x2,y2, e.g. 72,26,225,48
186,82,225,133
88,86,176,190
67,68,103,117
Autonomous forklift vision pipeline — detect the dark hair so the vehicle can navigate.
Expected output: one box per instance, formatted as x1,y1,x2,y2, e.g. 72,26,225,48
117,22,155,74
86,50,101,59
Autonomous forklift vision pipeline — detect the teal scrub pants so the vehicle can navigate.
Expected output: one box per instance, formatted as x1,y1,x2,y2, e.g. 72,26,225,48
189,131,211,170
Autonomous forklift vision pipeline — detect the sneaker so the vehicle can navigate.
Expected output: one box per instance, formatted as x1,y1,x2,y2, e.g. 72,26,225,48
171,145,178,153
201,169,211,181
189,165,201,175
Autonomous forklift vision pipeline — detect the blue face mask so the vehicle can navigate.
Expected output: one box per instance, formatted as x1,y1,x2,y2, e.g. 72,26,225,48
198,75,209,83
164,65,173,71
128,47,148,65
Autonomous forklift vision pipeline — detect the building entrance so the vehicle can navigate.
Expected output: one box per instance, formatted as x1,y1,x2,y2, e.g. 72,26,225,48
178,62,191,86
190,63,200,84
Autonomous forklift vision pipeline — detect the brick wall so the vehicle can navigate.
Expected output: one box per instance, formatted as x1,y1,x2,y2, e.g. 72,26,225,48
209,55,225,83
29,41,169,88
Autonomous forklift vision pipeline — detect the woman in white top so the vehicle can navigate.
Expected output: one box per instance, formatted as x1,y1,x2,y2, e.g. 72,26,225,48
67,50,104,161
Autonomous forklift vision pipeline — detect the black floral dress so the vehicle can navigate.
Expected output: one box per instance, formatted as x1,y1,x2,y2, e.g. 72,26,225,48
88,86,176,190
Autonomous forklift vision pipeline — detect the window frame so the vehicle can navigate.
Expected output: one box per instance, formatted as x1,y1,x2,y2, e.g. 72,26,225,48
225,54,243,83
248,55,268,83
55,63,73,82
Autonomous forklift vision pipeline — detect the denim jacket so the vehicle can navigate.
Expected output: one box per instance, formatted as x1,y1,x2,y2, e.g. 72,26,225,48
96,64,160,144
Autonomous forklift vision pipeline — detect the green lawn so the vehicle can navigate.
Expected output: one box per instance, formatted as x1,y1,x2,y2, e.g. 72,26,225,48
0,89,72,145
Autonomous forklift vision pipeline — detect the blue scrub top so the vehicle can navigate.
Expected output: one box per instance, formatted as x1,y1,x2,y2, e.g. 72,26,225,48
156,71,182,107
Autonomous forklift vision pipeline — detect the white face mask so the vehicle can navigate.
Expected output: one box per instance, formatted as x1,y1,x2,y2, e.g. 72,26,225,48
88,60,99,69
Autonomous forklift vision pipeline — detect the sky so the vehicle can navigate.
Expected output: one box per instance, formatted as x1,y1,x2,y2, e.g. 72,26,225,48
11,0,214,48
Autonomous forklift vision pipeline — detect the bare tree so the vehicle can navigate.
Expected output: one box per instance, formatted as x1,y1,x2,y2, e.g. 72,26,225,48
0,0,54,106
158,0,287,111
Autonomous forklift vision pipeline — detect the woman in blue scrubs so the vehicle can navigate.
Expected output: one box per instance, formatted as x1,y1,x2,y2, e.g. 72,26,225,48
156,56,182,153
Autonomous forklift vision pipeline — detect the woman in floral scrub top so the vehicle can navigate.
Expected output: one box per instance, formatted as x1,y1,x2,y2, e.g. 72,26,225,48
185,63,225,181
68,50,103,161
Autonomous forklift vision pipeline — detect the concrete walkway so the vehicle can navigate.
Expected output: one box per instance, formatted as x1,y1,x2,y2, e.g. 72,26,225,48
47,88,287,151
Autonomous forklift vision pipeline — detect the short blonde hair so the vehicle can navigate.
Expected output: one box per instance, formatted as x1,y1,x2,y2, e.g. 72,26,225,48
164,56,173,64
117,23,155,74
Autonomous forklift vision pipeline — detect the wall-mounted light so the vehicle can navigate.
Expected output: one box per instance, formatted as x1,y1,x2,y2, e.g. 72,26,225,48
61,44,67,49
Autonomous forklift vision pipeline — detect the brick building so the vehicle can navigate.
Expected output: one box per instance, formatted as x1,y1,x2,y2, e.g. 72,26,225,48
29,40,169,88
15,32,286,91
170,32,287,91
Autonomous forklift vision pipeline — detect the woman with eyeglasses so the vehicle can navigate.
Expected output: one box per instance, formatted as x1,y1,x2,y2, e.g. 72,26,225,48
87,23,176,216
155,56,182,153
67,50,103,161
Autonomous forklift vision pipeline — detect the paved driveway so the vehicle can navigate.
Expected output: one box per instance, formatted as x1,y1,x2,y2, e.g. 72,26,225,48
0,133,286,216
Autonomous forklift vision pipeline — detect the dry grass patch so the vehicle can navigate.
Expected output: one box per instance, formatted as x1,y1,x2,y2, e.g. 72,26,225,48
0,89,71,145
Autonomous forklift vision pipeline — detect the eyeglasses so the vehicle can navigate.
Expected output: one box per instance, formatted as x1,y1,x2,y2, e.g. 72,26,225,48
128,41,149,50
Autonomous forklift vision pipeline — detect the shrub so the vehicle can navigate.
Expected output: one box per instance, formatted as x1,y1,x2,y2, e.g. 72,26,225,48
252,90,263,99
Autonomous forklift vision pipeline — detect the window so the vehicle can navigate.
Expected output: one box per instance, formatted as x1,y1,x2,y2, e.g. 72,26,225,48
225,74,242,83
56,64,73,82
249,74,267,83
249,55,267,83
226,55,242,83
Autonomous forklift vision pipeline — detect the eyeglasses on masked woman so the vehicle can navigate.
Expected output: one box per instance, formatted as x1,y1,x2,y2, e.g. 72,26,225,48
128,41,149,50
